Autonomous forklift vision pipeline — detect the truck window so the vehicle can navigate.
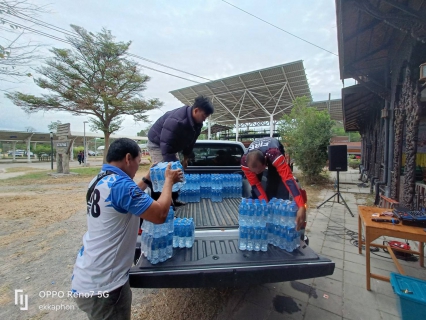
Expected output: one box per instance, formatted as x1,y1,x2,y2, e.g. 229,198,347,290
189,144,244,166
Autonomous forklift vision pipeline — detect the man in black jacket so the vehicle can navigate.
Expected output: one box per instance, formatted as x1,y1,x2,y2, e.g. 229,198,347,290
147,95,214,204
147,95,214,166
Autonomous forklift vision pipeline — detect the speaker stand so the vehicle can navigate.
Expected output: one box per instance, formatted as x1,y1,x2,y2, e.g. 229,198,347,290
316,171,354,217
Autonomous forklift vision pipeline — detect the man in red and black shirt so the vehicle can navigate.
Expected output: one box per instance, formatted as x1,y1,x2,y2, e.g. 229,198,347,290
241,137,307,230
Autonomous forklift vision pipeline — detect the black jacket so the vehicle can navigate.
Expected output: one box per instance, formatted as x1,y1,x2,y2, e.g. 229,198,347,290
147,106,202,161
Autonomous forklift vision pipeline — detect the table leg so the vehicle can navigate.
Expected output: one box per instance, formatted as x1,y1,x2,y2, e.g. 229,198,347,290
358,214,362,254
365,230,371,291
420,242,424,268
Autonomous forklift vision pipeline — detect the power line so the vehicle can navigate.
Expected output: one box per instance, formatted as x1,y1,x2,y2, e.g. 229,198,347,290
1,17,202,83
2,10,209,82
221,0,338,57
127,53,212,81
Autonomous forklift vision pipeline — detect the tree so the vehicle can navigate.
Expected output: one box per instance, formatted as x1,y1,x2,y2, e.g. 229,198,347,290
0,1,46,82
47,120,62,132
6,25,162,161
278,96,334,181
136,124,152,137
25,126,35,132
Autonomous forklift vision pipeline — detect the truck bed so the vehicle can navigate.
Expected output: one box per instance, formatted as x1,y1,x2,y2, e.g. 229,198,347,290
129,230,334,288
175,199,239,229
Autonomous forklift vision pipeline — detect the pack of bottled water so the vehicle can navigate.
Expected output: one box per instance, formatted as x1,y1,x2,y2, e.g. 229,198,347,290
141,207,175,264
173,217,195,248
238,198,300,252
150,161,185,192
178,174,242,203
179,174,200,203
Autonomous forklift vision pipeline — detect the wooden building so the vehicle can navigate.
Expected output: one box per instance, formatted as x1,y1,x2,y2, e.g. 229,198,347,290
336,0,426,207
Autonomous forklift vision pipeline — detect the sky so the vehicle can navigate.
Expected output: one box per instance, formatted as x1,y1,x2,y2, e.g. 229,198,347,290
0,0,343,136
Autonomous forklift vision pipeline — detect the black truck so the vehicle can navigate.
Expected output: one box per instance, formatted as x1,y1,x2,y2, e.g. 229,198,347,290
130,140,334,288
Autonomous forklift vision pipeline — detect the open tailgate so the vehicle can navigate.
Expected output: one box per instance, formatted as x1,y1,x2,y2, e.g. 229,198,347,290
130,230,334,288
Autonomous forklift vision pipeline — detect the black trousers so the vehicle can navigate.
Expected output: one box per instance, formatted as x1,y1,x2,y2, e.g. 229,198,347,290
252,165,289,200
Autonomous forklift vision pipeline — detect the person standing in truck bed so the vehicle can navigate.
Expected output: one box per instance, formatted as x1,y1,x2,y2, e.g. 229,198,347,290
147,95,214,205
241,137,307,230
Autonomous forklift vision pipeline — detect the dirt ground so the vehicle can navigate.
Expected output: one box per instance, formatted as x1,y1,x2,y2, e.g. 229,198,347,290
0,166,231,320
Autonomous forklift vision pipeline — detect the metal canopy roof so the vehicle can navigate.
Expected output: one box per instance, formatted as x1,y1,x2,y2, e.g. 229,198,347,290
309,99,343,122
170,61,312,126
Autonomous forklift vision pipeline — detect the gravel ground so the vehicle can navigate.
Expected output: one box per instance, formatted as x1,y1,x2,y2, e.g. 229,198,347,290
0,168,230,320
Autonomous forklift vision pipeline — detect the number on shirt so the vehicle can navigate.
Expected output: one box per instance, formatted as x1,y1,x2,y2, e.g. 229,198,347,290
89,189,101,218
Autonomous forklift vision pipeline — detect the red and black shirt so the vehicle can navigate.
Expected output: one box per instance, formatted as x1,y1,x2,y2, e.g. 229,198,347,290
241,137,306,208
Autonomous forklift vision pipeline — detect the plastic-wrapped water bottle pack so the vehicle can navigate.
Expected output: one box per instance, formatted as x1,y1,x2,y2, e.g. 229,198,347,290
141,207,175,264
238,198,301,253
173,218,195,248
179,173,242,203
150,161,185,192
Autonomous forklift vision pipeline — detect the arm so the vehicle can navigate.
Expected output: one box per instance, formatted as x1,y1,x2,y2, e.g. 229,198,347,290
160,118,181,162
241,165,268,201
270,153,307,230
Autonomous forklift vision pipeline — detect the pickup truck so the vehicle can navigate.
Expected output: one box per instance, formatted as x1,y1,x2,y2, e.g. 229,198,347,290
130,140,334,288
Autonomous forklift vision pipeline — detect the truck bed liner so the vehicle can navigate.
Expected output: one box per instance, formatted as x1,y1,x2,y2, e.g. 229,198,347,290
175,199,239,228
130,230,334,288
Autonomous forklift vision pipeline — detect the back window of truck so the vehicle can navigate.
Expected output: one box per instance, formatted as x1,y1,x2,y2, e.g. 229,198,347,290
188,143,244,166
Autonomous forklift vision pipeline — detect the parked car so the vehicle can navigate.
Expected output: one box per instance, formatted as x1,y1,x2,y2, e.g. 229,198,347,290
87,151,100,156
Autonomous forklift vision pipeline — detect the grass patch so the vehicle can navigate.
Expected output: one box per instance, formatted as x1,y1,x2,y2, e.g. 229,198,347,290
0,171,50,182
70,167,102,176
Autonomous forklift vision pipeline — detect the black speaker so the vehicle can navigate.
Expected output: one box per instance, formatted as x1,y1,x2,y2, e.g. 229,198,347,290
328,145,348,171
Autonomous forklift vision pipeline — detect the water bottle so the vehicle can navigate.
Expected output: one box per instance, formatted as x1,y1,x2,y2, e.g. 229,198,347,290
254,199,262,227
289,201,299,250
247,199,254,226
150,234,160,264
239,198,247,226
178,220,185,248
254,227,261,251
159,236,167,262
246,227,254,251
166,232,173,259
239,226,248,250
173,218,180,248
261,199,268,227
146,235,153,260
261,227,268,252
286,226,295,252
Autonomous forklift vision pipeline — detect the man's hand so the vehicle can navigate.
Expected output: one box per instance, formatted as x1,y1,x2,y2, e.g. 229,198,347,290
165,163,183,184
181,156,189,169
295,206,306,231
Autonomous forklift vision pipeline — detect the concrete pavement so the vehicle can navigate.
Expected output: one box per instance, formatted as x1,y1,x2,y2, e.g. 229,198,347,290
215,169,425,320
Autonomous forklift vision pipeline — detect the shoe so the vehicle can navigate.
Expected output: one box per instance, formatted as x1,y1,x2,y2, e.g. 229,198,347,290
173,200,186,207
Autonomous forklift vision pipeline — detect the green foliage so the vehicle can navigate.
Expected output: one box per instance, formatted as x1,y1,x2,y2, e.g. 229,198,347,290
34,144,54,155
348,158,361,169
278,96,334,180
6,25,162,161
47,120,62,132
331,124,361,142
